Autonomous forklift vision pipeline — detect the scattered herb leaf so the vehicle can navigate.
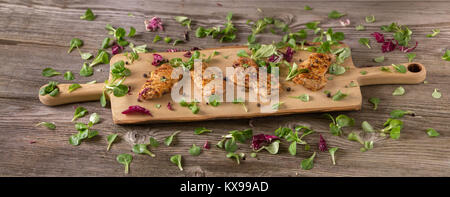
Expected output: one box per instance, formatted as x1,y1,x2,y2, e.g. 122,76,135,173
116,153,132,174
106,134,118,151
392,86,405,96
170,154,183,171
301,152,316,170
35,122,56,130
189,144,201,156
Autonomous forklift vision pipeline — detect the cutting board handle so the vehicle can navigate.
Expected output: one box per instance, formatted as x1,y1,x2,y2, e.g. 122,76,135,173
39,83,105,106
356,62,426,86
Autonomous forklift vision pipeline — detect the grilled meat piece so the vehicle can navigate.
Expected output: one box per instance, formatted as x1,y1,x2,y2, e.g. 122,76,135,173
292,53,332,91
138,64,179,100
231,57,259,89
190,62,224,97
231,57,280,98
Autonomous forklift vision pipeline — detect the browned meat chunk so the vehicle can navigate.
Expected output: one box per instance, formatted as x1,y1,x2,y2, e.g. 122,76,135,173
138,64,179,100
292,53,332,91
231,57,280,97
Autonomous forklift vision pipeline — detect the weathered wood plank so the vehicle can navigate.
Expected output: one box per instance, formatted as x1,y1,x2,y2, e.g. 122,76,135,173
0,0,450,176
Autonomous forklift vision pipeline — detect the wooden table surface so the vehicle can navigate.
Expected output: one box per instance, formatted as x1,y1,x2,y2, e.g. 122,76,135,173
1,0,449,177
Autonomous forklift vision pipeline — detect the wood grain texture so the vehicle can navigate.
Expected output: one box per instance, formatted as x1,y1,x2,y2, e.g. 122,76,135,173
0,0,450,177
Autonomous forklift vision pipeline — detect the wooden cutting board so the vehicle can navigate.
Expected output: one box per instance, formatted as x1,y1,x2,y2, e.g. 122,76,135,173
39,44,426,124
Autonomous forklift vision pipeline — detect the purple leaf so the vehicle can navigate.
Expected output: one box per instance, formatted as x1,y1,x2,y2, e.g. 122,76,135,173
371,32,385,43
122,105,152,116
203,140,210,149
152,53,165,66
251,134,279,150
145,17,164,32
319,134,328,152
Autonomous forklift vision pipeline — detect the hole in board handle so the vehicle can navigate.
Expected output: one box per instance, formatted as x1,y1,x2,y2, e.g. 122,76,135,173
407,63,422,73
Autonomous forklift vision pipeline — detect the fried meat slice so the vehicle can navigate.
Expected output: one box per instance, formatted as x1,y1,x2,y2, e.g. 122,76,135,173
190,62,224,97
138,64,179,100
231,57,280,98
292,53,332,91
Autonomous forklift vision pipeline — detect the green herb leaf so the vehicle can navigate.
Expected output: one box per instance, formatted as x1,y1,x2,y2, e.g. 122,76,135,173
358,38,371,49
288,142,297,156
363,141,374,151
328,63,346,75
226,152,245,164
347,132,364,144
194,127,212,135
68,38,83,53
112,84,129,97
189,144,201,156
62,71,74,80
306,21,320,30
101,37,110,49
68,83,81,93
149,137,160,147
290,94,310,102
89,50,109,67
332,90,347,101
432,88,442,99
426,128,440,137
164,37,172,43
100,91,107,107
80,8,95,21
443,50,450,61
195,27,206,38
79,51,93,60
355,24,365,31
170,154,183,171
151,35,161,44
301,152,316,170
255,140,280,154
271,102,284,110
381,66,391,72
35,122,56,130
79,63,93,77
251,44,277,60
173,39,183,46
39,81,59,97
132,144,155,157
361,121,374,133
390,109,415,118
42,68,61,77
286,62,303,80
106,134,118,151
426,29,440,37
116,153,132,174
89,113,100,125
406,53,416,62
304,5,312,10
392,86,405,96
365,15,375,23
392,64,407,73
164,131,180,146
250,153,257,158
372,56,384,63
174,16,192,30
127,27,136,37
369,97,380,110
360,70,368,75
389,126,401,139
72,106,88,122
328,10,346,19
336,114,355,127
381,118,403,139
329,147,338,165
